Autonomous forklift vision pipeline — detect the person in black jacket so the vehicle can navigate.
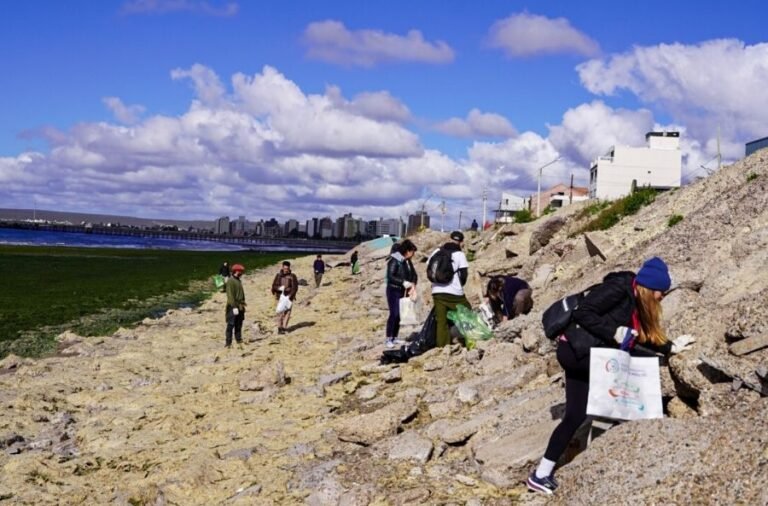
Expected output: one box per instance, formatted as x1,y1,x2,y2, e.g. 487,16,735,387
385,239,418,348
527,257,696,495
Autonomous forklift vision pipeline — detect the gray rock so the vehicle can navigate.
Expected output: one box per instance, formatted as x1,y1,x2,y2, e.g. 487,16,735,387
335,402,417,445
356,384,379,401
456,384,480,405
387,430,433,464
383,367,402,383
318,371,352,388
529,216,566,255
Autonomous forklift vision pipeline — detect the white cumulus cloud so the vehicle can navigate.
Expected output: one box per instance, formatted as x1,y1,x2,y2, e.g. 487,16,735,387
303,20,455,67
435,108,517,139
487,12,600,58
548,100,655,166
577,39,768,141
102,97,146,124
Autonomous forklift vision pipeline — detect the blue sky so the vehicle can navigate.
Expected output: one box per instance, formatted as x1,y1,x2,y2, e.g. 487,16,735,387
2,0,768,226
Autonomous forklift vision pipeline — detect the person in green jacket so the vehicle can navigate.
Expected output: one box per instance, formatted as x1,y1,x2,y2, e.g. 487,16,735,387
225,263,246,348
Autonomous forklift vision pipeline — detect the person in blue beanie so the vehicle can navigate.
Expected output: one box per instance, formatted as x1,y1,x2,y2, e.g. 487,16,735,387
527,257,696,495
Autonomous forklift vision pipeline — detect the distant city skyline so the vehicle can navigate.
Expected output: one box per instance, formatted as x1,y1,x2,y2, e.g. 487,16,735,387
2,1,768,230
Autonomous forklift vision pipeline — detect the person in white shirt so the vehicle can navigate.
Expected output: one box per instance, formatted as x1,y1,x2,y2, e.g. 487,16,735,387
429,231,471,347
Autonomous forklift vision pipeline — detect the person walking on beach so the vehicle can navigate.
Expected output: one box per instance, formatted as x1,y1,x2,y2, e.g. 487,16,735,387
350,250,359,275
313,254,326,288
527,257,696,495
486,275,533,324
385,239,418,348
225,263,246,348
428,231,471,347
271,261,299,334
219,261,231,279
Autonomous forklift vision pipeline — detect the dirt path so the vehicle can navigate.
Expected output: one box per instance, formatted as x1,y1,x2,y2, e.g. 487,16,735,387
0,256,375,504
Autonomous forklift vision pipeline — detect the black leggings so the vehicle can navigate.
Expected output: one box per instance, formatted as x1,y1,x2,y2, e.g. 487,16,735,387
386,285,405,338
543,342,591,462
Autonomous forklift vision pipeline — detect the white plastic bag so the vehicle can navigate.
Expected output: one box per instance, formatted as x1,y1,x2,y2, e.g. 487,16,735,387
276,293,293,314
587,348,662,421
399,297,418,326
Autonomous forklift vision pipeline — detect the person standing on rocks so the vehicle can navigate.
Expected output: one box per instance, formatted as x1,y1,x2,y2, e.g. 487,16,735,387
271,260,299,334
385,239,418,348
225,263,246,349
428,230,471,347
486,275,533,324
527,257,696,495
313,254,326,288
218,261,231,292
350,250,359,275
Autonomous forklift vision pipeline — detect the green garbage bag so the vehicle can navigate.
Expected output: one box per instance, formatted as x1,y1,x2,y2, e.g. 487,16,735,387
213,274,225,290
446,304,493,349
352,261,361,274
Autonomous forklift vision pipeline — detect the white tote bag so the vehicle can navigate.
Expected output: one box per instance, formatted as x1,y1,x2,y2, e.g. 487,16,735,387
586,348,663,421
276,293,293,314
399,297,418,325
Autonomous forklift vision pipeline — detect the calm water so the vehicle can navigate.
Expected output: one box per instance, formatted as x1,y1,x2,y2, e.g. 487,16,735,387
0,228,274,252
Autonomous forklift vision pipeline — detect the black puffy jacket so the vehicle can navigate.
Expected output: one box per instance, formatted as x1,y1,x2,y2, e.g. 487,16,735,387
386,252,417,289
564,271,636,359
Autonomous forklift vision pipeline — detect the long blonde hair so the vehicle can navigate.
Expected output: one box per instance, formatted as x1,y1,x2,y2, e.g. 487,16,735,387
635,285,668,346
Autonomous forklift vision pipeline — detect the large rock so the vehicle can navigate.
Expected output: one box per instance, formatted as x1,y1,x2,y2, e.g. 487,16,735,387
529,217,566,255
386,430,433,464
335,402,417,445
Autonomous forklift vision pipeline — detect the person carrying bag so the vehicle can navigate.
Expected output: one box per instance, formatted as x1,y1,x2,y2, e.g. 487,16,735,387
384,239,418,348
527,257,696,496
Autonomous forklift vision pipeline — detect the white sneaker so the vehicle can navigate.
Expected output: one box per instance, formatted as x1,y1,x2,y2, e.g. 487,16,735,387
385,338,396,348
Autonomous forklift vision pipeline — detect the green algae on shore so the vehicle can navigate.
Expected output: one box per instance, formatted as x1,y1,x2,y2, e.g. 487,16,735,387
0,245,300,358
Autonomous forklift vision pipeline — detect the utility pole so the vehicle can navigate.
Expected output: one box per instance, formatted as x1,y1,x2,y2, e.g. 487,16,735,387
458,211,463,230
569,174,574,204
536,157,561,217
439,200,446,232
482,188,488,231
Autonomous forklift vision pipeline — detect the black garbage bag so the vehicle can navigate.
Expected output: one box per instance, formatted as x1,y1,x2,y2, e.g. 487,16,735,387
380,308,437,364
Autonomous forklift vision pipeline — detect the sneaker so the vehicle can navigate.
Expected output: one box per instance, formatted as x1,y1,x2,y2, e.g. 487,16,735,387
277,328,285,335
385,338,396,348
527,471,558,495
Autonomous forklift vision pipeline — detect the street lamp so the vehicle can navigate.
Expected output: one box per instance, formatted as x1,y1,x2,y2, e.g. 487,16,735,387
536,157,562,217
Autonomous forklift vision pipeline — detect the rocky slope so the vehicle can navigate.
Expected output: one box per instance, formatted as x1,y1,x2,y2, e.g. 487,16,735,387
2,150,768,505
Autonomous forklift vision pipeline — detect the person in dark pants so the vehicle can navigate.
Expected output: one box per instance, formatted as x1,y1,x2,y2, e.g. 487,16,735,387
527,257,696,495
271,261,299,334
486,275,533,323
225,263,246,349
385,239,418,348
313,254,326,288
350,250,359,275
429,231,471,347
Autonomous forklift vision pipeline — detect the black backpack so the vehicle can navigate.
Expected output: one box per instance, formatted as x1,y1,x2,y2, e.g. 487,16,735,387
427,248,455,284
541,284,600,340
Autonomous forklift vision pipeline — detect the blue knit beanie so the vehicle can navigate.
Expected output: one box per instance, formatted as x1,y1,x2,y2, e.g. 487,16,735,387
635,257,671,292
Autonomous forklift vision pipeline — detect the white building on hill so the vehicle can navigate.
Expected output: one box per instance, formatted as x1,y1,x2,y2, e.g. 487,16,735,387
589,131,682,200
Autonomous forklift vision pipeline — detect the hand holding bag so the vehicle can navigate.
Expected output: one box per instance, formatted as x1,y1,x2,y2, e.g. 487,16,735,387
276,293,293,314
586,348,663,421
399,297,418,326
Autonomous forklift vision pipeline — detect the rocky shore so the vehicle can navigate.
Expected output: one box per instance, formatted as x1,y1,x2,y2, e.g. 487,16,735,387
3,150,768,505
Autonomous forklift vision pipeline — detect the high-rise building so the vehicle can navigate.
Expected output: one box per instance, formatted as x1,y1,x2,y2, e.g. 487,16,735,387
319,217,333,238
214,216,230,235
407,211,430,234
284,219,299,236
232,216,246,236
